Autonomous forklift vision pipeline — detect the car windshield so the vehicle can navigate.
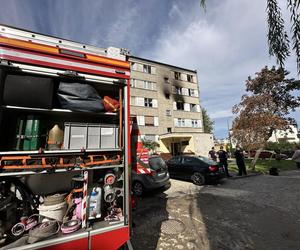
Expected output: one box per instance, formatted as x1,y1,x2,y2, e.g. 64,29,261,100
149,157,167,170
197,156,217,165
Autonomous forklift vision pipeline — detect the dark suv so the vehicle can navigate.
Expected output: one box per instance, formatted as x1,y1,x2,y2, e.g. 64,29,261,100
132,155,170,196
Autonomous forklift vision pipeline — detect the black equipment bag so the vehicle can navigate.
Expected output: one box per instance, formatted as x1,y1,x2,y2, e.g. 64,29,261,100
57,82,104,112
3,74,54,109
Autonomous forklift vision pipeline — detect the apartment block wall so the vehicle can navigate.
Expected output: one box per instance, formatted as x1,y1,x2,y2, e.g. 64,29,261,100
129,56,212,156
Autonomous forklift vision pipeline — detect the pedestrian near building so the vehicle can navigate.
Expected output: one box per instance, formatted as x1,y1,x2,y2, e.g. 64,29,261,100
218,146,231,177
292,146,300,169
208,147,217,161
234,146,247,176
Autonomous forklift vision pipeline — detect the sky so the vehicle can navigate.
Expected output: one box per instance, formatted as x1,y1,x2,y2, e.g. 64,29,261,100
0,0,299,138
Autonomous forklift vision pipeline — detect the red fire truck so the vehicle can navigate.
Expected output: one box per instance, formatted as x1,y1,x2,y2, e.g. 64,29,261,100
0,24,132,249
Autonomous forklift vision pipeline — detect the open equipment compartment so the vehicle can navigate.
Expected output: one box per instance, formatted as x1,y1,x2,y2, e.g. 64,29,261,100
0,24,131,250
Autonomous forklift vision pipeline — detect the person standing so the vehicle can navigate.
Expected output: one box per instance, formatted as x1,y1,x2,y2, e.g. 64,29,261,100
292,146,300,169
208,147,217,161
218,146,231,177
234,146,247,176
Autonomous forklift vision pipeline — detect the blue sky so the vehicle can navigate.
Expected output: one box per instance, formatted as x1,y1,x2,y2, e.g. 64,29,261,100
0,0,299,138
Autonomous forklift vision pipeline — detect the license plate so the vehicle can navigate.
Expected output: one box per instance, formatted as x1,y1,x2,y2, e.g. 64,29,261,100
157,172,166,176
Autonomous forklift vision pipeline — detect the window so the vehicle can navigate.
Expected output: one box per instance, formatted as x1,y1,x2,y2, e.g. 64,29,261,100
135,97,144,106
183,157,199,164
130,79,135,88
192,119,202,128
137,116,145,126
178,118,185,127
131,62,137,70
144,98,153,107
174,86,181,94
145,116,154,126
169,156,181,164
176,102,184,110
167,127,172,133
144,81,156,90
144,134,156,141
191,104,197,112
190,104,200,112
166,110,171,116
174,71,181,80
184,103,191,111
165,93,170,99
143,65,151,74
192,120,198,127
187,74,193,82
181,88,189,96
189,89,198,97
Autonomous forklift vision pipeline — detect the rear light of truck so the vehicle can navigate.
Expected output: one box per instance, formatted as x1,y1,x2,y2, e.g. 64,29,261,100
209,166,218,172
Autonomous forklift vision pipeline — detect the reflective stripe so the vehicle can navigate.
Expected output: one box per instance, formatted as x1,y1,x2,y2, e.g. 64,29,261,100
0,47,130,76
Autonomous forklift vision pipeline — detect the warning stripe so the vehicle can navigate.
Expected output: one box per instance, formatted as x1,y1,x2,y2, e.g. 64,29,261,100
133,167,151,174
81,171,88,228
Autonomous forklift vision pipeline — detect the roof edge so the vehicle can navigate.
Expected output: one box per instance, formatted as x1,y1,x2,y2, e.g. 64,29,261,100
129,55,197,73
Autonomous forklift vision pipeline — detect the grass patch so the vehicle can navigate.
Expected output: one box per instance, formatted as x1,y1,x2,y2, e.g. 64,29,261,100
228,158,297,174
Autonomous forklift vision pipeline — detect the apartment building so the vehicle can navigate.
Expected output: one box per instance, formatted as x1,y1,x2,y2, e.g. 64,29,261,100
129,56,213,158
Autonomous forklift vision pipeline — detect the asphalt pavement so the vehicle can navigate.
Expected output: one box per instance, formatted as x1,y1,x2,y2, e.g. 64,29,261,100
131,170,300,250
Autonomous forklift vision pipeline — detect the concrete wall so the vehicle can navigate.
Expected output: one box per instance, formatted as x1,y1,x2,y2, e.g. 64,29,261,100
193,133,214,156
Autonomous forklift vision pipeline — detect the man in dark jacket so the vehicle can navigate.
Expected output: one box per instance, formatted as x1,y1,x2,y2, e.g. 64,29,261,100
234,146,247,176
208,147,217,161
218,146,231,177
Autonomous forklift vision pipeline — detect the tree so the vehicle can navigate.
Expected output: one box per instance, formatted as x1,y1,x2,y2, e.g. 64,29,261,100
200,0,300,74
142,139,160,153
231,66,300,169
201,107,214,133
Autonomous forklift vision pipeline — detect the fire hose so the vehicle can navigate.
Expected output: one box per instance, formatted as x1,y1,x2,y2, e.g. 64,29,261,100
61,220,81,234
11,215,39,236
27,220,60,244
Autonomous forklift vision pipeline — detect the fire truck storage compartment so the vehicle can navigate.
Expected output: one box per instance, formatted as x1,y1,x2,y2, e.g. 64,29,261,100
0,72,127,248
2,73,54,109
0,167,126,249
0,68,121,152
63,123,119,150
57,82,105,112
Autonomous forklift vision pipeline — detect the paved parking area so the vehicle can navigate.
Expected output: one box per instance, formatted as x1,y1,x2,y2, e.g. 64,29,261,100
132,171,300,250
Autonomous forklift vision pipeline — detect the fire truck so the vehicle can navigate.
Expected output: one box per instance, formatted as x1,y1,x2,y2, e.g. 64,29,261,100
0,24,132,249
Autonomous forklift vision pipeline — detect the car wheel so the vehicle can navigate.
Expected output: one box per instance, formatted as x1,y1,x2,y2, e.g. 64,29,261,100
132,181,144,196
191,172,205,186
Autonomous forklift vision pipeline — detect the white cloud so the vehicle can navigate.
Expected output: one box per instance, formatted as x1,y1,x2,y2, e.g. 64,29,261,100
141,0,299,137
210,110,233,119
0,0,298,138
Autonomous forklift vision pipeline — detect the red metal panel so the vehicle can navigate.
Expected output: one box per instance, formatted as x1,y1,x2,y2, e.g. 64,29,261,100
39,237,88,250
90,227,130,250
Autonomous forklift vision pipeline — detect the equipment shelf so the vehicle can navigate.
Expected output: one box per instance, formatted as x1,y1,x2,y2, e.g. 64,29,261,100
1,105,118,116
0,164,124,177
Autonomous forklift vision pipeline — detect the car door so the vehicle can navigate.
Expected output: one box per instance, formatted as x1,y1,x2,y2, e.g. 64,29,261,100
181,156,201,179
167,156,182,178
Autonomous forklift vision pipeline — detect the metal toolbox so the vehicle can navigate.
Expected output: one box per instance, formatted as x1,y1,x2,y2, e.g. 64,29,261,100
63,123,119,150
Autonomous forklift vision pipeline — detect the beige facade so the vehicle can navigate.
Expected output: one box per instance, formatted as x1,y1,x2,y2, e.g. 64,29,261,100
129,56,213,158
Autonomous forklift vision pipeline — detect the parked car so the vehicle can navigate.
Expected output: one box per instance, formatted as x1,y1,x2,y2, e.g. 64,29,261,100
132,155,170,196
166,155,225,185
248,150,288,159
